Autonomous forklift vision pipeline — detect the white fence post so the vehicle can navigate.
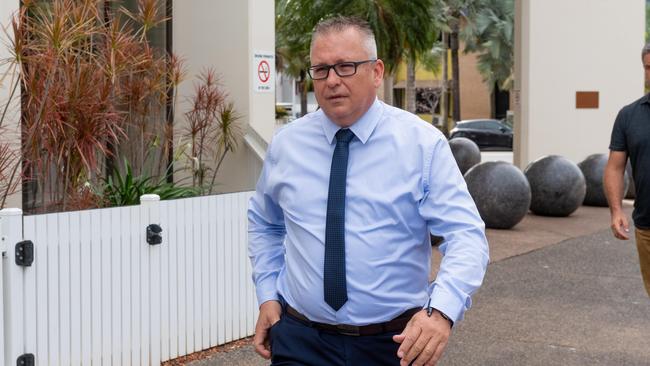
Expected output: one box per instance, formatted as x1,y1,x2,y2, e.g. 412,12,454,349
1,208,26,366
141,194,161,366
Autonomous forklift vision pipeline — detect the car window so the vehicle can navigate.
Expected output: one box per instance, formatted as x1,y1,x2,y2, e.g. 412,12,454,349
459,121,480,129
485,121,501,130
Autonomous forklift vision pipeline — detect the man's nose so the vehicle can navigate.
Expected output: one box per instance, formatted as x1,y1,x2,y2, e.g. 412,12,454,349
325,68,341,86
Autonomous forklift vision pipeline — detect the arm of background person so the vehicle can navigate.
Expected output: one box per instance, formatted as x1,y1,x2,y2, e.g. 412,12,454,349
604,150,630,240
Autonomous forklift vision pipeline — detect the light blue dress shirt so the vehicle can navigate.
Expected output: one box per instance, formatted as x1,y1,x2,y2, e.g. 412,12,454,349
248,99,489,326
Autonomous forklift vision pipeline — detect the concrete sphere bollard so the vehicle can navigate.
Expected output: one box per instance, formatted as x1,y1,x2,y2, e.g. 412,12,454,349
464,161,531,229
524,155,586,217
625,160,635,199
578,153,629,207
449,137,481,174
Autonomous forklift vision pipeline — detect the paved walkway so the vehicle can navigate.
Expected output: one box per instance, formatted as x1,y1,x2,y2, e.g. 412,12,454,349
188,203,650,365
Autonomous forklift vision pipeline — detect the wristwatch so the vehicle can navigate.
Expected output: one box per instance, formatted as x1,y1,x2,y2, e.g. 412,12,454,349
426,304,454,327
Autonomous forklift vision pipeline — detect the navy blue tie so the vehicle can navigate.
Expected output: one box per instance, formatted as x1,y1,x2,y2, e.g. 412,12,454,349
324,128,355,311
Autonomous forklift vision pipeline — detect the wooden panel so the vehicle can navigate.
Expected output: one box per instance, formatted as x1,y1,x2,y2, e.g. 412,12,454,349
576,91,599,109
90,210,102,364
35,214,49,365
148,196,162,366
79,212,92,365
109,208,122,366
216,196,226,345
208,196,218,346
166,200,179,359
224,195,234,342
69,212,82,364
59,212,71,366
192,197,202,352
1,209,25,366
100,209,112,365
120,208,133,366
140,201,150,366
23,215,38,365
160,201,171,361
177,199,188,356
130,205,142,365
200,197,210,350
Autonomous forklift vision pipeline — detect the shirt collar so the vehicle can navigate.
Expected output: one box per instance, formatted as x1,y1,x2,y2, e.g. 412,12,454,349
644,93,650,105
320,98,383,144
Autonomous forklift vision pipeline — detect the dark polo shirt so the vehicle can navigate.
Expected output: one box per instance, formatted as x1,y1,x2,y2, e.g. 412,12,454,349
609,93,650,229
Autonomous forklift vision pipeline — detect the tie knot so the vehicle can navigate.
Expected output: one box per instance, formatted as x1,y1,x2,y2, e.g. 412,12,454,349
335,129,355,144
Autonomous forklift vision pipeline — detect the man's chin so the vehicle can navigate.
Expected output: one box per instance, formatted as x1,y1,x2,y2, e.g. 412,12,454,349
322,108,355,126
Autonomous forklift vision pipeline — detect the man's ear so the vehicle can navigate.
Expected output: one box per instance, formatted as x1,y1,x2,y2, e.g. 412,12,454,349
373,59,385,87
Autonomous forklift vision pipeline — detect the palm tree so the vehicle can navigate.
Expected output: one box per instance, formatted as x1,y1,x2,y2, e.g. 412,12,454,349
463,0,514,118
438,0,489,123
402,0,444,114
646,0,650,41
275,0,313,117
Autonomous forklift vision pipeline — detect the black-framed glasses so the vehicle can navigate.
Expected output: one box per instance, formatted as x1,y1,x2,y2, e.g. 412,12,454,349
307,59,377,80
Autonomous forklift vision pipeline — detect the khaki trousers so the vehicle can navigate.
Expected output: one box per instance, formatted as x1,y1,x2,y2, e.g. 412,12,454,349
634,228,650,297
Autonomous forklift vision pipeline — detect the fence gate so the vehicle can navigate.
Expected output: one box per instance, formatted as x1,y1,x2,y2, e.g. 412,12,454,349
0,192,257,366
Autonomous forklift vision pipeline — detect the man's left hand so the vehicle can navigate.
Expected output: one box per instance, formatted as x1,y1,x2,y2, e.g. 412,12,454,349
393,309,451,366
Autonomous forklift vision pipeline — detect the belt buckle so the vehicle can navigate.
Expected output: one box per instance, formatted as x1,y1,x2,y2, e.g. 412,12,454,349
336,324,360,336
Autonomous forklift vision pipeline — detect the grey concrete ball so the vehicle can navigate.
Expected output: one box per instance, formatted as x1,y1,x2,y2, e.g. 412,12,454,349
578,153,629,207
449,137,481,174
465,161,531,229
524,155,586,217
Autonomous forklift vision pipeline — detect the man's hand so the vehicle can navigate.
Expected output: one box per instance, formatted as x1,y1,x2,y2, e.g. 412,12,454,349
611,210,630,240
393,309,452,366
253,300,282,359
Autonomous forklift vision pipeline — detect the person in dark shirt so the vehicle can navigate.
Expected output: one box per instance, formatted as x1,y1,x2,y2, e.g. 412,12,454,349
604,42,650,297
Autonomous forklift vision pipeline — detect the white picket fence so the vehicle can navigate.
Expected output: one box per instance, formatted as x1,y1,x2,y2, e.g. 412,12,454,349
0,191,258,365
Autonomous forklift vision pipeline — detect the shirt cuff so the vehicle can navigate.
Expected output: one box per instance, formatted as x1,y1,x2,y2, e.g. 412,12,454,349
255,276,280,307
428,284,468,324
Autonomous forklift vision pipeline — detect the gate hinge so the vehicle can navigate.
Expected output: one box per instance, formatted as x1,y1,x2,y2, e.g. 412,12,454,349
17,353,35,366
15,240,34,267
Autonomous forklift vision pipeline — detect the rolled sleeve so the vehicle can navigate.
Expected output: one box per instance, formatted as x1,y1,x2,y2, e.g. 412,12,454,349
609,108,628,152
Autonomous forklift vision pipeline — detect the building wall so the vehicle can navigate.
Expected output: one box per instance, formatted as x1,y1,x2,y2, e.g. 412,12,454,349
459,47,492,120
0,0,21,209
172,0,272,193
514,0,645,168
391,46,491,120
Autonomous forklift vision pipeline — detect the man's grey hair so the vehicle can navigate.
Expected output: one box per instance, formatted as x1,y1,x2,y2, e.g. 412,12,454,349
310,16,378,60
642,43,650,59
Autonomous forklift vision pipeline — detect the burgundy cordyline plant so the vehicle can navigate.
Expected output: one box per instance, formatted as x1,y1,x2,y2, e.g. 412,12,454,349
183,68,243,194
0,133,20,210
0,46,21,210
2,0,189,213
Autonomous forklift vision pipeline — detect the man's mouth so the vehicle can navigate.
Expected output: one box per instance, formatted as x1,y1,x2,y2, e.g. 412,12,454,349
328,94,347,101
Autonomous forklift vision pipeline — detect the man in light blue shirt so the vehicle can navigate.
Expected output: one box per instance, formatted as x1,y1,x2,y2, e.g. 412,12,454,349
249,16,488,366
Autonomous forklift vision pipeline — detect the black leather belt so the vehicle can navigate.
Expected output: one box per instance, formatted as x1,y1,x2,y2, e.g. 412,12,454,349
285,305,420,336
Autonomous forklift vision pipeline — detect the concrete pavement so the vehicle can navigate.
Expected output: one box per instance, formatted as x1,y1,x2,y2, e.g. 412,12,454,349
441,228,650,365
186,203,650,366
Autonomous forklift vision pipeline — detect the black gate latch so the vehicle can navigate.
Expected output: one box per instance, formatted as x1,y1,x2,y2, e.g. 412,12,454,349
15,241,34,267
147,224,163,245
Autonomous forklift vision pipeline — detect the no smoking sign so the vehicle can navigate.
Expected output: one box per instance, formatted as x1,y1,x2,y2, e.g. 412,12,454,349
253,52,274,93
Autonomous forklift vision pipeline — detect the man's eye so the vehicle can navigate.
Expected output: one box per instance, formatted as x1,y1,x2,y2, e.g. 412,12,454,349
314,67,329,74
337,63,355,73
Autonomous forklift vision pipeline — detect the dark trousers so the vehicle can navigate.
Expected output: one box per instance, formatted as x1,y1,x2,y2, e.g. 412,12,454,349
269,308,404,366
